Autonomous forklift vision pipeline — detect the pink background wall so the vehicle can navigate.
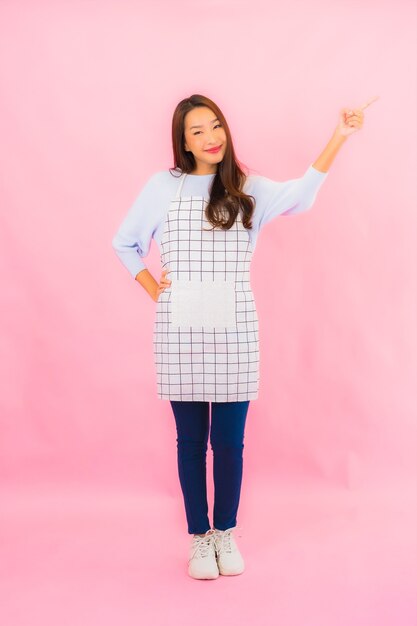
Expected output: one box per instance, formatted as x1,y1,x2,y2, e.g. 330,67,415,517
1,1,416,625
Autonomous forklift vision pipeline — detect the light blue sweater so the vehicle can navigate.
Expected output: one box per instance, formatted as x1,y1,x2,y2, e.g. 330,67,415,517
112,164,329,278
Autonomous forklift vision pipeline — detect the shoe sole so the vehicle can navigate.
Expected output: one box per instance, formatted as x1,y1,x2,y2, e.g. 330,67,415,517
188,570,219,580
218,568,244,576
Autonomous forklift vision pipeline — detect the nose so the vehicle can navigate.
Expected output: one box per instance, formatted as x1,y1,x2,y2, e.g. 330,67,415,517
207,130,219,144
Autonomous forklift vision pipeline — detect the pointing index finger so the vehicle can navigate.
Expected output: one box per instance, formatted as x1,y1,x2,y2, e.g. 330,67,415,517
358,95,380,111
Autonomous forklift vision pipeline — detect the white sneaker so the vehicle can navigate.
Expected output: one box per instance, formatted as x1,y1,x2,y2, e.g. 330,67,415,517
188,529,219,580
213,527,245,575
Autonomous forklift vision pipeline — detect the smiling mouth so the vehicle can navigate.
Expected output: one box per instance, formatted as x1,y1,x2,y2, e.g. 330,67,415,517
205,145,222,152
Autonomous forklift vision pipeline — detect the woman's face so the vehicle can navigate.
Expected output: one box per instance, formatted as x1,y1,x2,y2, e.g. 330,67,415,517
183,106,227,174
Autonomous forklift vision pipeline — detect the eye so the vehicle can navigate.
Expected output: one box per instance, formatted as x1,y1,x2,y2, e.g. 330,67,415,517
193,123,222,136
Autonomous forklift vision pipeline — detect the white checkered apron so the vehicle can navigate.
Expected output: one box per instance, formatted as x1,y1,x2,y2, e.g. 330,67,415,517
153,172,260,401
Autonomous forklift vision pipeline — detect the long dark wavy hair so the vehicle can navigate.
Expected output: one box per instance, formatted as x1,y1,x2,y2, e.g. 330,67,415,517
169,94,256,231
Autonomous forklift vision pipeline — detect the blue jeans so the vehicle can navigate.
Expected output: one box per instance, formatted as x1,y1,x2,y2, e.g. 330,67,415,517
170,400,250,535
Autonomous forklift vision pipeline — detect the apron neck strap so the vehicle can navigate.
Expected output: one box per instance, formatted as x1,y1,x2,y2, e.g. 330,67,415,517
175,172,187,199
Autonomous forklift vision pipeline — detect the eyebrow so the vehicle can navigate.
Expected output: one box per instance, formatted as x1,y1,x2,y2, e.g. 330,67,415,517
189,118,220,130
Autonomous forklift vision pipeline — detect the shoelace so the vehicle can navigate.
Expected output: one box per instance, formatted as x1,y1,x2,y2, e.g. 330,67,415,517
189,531,216,562
214,528,233,554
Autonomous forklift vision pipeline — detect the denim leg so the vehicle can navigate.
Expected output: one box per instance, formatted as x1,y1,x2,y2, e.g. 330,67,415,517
210,401,250,531
170,401,211,535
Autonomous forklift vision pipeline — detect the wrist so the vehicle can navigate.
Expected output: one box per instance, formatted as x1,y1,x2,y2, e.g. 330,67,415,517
331,129,348,145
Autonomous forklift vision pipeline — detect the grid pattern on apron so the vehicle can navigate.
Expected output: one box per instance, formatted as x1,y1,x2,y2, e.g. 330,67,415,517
153,172,260,402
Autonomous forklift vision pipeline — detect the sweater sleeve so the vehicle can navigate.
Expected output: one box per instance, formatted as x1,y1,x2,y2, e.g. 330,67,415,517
111,172,161,279
253,164,329,230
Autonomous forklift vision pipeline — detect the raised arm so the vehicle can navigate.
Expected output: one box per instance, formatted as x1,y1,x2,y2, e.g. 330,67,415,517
312,98,376,171
253,99,374,228
252,164,329,229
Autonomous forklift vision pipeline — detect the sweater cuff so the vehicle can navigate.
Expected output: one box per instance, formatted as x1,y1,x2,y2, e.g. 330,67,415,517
129,258,147,279
307,164,329,179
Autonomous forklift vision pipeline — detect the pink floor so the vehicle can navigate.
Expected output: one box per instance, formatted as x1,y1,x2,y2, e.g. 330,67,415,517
1,479,416,626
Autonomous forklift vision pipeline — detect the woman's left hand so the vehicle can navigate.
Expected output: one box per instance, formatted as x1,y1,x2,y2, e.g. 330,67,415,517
335,96,379,138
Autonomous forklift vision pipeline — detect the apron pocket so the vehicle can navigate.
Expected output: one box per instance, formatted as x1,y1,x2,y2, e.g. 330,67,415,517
170,278,237,329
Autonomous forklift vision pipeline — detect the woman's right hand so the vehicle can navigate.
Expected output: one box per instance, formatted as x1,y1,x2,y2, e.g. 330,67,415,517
154,268,172,302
